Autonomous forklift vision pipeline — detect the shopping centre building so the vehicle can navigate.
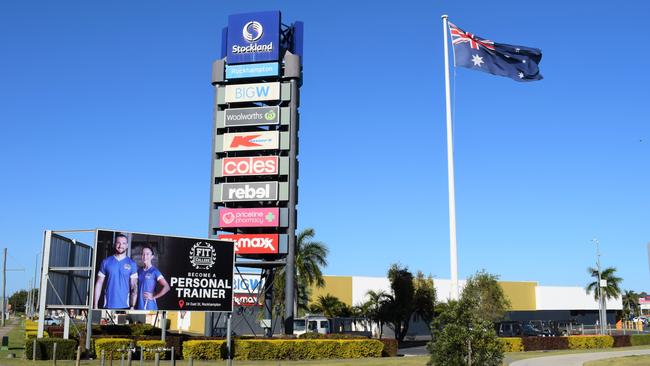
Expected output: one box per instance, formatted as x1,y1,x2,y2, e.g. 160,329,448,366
162,274,622,337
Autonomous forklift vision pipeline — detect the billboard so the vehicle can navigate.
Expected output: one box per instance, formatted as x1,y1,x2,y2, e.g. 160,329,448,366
218,207,280,228
92,230,234,312
227,11,280,64
221,131,279,152
224,82,280,103
226,62,279,79
221,106,280,127
233,273,265,307
218,234,281,255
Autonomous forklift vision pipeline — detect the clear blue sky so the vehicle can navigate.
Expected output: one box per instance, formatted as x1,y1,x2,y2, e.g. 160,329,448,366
1,1,648,298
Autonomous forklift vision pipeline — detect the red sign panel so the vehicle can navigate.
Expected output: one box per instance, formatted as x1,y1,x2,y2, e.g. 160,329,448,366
222,156,278,176
233,294,261,307
218,234,279,254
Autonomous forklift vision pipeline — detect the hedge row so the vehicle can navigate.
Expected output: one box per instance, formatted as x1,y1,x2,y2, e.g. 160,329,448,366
498,334,650,352
182,339,383,360
25,338,78,360
93,338,170,360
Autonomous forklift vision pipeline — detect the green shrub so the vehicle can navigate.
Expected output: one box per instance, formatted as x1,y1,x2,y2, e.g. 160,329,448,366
298,332,368,339
130,324,161,336
379,338,398,357
499,337,523,352
631,334,650,346
25,338,78,360
94,338,133,359
234,339,383,360
136,340,167,360
567,335,614,349
25,330,49,339
182,340,226,360
522,336,569,351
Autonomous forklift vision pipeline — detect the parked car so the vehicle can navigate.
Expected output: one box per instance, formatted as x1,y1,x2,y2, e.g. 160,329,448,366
525,320,554,337
495,321,548,337
43,317,61,326
548,320,582,336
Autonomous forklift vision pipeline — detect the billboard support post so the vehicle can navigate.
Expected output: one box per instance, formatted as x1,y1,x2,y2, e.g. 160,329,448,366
37,230,52,338
263,268,274,337
284,52,301,335
161,312,167,342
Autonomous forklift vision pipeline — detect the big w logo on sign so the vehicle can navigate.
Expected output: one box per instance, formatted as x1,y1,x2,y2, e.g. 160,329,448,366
227,11,280,65
224,82,280,103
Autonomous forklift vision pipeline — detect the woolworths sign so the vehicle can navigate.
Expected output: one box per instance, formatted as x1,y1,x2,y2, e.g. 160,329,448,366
222,106,279,127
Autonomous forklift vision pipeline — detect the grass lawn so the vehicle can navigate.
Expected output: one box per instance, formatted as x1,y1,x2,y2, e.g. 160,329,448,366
584,355,650,366
505,345,650,364
0,319,25,359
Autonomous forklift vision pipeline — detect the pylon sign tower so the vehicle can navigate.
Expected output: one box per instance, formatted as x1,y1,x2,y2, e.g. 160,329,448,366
209,11,303,335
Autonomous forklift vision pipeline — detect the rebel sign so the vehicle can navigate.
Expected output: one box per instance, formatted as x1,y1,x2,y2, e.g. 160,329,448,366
222,156,278,176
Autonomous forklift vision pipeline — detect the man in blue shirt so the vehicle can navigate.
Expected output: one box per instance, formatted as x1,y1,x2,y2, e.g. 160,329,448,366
93,233,138,309
136,246,170,310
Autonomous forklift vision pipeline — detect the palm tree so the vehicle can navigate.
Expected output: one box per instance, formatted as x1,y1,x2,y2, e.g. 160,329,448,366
586,266,622,301
363,289,388,338
310,294,346,318
622,290,639,319
272,228,328,317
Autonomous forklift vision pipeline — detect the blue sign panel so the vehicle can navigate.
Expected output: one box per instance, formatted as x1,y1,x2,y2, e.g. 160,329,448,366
227,11,280,65
226,62,279,79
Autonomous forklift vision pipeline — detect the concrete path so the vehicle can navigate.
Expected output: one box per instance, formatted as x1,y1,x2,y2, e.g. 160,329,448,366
510,349,650,366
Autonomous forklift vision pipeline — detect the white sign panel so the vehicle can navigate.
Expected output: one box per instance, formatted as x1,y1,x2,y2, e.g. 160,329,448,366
224,82,280,103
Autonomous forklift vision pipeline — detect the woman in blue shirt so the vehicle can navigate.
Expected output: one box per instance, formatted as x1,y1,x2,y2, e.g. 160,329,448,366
136,245,171,310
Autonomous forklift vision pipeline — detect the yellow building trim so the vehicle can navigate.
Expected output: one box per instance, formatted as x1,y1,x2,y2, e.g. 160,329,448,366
499,281,537,311
310,276,353,306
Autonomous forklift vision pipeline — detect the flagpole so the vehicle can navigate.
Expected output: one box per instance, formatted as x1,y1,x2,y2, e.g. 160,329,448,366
441,14,459,301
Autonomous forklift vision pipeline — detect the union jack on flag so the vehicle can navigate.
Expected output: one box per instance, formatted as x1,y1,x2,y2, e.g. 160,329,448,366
449,22,495,51
447,21,543,82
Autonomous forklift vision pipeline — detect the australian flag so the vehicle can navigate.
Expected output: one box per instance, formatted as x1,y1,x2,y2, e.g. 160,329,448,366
449,22,543,82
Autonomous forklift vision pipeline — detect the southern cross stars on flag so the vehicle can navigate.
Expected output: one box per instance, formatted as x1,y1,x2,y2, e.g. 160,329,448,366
449,22,543,82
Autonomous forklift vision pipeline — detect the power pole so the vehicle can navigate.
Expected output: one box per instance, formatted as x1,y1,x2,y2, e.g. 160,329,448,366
2,248,6,327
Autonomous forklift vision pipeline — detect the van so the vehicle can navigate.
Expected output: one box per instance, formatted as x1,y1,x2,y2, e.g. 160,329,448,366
293,315,330,336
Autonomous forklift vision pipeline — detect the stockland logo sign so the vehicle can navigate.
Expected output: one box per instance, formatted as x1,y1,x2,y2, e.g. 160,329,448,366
223,106,279,127
224,82,279,103
222,131,279,152
219,182,278,202
227,11,280,64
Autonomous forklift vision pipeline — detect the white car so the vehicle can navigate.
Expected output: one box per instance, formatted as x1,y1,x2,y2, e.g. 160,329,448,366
43,317,61,326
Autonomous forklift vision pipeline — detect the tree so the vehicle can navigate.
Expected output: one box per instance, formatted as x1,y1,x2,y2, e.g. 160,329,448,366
461,270,511,323
622,290,639,320
428,297,504,366
272,228,329,317
586,266,622,301
361,289,388,338
413,271,436,329
381,264,415,341
309,294,350,318
9,290,28,313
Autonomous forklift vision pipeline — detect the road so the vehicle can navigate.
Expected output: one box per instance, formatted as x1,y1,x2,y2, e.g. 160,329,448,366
509,349,650,366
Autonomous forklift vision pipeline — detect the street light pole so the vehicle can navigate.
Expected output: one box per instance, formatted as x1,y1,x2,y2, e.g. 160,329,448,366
592,238,606,335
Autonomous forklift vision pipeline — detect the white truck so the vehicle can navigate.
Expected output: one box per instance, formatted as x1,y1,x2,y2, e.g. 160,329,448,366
293,315,330,336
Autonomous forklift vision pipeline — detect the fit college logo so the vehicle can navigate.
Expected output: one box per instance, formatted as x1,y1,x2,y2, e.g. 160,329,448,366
189,242,217,270
243,21,263,42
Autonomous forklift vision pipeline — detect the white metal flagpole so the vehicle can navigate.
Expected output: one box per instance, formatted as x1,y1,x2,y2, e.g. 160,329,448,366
441,14,459,301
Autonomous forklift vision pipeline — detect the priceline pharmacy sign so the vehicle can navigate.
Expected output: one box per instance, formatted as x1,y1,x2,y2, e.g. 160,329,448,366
227,11,280,64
